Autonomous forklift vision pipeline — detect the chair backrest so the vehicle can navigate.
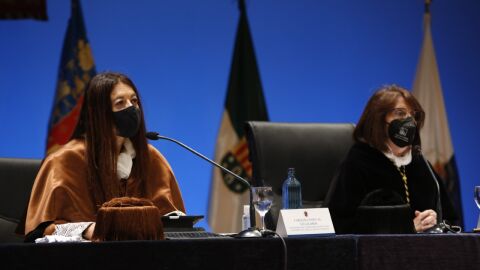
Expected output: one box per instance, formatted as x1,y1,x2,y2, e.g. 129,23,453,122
245,121,355,229
0,157,41,242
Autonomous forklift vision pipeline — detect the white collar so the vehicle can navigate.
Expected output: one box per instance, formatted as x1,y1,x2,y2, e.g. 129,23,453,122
117,139,136,180
383,147,412,167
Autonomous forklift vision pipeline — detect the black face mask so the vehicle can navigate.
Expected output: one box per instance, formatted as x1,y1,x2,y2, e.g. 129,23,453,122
388,117,417,147
113,106,141,138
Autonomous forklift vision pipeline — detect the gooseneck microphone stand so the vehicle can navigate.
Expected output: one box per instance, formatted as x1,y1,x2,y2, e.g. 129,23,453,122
146,131,262,237
415,146,445,233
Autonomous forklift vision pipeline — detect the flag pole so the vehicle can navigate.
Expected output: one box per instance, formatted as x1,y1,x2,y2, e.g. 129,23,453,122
425,0,431,14
238,0,246,12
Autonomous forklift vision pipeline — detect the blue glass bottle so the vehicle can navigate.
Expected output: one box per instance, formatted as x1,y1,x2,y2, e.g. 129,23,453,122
282,168,302,209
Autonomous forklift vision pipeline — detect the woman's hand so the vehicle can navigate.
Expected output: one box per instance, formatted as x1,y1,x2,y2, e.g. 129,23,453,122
413,209,437,232
83,223,96,240
43,223,56,236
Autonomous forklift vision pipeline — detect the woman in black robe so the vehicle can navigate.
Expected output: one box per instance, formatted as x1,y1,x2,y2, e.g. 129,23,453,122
325,85,457,234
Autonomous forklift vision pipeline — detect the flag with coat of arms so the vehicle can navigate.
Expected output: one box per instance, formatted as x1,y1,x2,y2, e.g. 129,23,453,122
208,0,269,233
46,0,96,154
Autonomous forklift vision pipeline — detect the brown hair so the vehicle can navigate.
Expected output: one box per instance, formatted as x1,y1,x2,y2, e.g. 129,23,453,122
72,72,149,206
92,197,164,241
353,85,425,152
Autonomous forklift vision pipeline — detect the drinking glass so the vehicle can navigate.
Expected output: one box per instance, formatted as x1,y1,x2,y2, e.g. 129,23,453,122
474,186,480,209
252,186,274,231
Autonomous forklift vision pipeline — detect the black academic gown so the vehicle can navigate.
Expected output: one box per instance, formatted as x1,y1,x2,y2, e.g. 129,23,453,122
324,142,457,234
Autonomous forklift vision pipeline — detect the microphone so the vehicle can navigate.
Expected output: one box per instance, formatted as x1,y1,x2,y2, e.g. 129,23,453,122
414,145,446,233
146,131,262,237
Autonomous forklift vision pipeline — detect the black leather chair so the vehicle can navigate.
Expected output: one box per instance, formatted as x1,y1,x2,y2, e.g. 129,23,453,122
0,157,41,242
245,121,355,230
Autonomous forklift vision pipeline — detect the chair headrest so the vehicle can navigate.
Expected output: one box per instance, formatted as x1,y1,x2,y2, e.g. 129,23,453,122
245,121,355,200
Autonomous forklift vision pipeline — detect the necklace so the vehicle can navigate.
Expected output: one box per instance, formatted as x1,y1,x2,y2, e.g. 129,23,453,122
396,165,410,204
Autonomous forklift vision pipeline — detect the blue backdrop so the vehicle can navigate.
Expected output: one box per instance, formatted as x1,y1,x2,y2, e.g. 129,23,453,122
1,0,479,231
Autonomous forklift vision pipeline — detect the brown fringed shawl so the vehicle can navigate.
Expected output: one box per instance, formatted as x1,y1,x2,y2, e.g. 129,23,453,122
93,197,164,241
25,139,185,235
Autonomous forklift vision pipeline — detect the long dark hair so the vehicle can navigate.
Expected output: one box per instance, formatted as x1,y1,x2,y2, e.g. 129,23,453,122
353,85,425,153
72,72,149,207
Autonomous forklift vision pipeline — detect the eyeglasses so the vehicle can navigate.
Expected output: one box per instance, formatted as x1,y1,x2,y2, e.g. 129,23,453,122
389,108,421,120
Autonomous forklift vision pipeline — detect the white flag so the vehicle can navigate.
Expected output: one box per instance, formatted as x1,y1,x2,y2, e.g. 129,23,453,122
412,5,463,225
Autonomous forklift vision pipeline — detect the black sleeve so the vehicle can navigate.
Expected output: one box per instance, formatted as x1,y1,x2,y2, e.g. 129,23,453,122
436,171,459,224
324,159,365,234
24,221,53,243
424,159,458,224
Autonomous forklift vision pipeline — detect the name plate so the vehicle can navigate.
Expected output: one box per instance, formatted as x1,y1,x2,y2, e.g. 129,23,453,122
276,208,335,237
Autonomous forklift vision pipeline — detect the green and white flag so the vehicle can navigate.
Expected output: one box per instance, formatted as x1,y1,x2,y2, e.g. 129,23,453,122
208,0,269,233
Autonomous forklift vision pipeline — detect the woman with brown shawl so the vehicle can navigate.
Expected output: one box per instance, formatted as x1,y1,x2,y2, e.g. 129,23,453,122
24,72,185,241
